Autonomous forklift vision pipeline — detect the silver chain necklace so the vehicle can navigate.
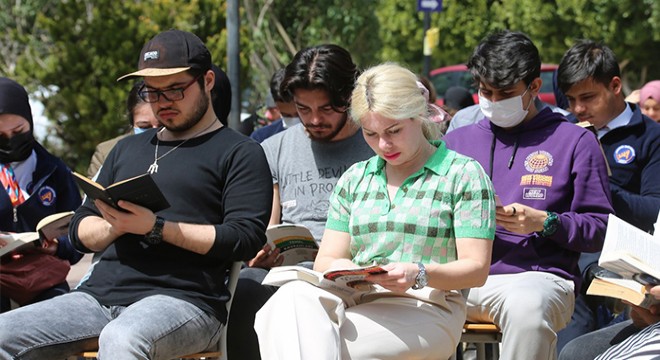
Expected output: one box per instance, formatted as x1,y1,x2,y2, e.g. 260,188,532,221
147,118,218,174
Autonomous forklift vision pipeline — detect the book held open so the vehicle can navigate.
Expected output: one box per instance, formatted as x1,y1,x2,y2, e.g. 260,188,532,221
0,211,74,258
586,213,660,308
266,224,318,266
262,264,387,304
72,172,170,213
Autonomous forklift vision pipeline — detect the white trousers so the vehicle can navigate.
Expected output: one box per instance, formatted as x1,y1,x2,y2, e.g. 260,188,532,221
466,272,575,360
255,281,466,360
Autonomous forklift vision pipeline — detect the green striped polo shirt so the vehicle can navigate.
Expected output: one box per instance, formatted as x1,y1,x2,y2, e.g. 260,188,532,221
326,140,496,266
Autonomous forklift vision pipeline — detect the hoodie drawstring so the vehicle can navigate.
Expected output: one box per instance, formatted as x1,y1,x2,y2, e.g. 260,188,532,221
508,138,519,169
489,134,496,179
488,133,520,179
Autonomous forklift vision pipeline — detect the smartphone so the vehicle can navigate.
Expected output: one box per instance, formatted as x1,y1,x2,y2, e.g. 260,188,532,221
633,273,660,286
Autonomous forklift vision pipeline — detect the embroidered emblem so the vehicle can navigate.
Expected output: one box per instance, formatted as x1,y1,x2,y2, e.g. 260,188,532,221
520,174,553,187
614,145,635,164
143,50,159,61
524,150,554,173
523,188,546,200
38,186,56,206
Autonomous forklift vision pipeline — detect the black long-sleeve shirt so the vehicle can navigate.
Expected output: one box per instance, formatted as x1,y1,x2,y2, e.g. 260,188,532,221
70,126,272,322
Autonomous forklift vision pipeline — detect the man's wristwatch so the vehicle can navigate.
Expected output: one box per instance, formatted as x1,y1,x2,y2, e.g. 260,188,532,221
144,216,165,245
538,211,560,237
412,262,428,290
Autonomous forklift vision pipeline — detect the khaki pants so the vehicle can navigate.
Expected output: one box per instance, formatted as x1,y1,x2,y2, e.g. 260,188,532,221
466,272,575,360
255,281,466,360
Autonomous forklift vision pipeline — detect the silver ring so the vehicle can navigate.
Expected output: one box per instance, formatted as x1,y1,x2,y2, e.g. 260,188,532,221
512,206,517,216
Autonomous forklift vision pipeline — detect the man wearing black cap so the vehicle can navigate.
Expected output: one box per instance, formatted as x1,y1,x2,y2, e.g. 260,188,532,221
0,29,272,359
0,77,83,312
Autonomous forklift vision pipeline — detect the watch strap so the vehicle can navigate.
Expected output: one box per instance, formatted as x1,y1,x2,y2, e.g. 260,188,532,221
144,216,165,245
412,262,428,290
538,211,559,237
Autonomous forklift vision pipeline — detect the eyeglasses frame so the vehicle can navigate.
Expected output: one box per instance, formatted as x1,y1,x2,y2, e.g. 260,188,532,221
138,75,202,103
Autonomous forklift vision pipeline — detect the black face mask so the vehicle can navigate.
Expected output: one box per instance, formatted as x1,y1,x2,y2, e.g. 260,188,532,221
0,131,35,163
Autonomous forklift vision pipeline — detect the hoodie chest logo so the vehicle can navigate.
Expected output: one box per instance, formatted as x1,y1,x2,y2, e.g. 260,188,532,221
524,150,553,173
614,145,635,164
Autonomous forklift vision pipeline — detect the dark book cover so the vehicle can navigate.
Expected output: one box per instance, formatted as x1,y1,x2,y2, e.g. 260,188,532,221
73,172,170,213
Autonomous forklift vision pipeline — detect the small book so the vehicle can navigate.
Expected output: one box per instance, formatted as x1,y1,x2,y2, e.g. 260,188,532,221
586,212,660,308
72,172,170,213
266,224,319,266
261,264,387,303
587,276,660,309
0,211,74,258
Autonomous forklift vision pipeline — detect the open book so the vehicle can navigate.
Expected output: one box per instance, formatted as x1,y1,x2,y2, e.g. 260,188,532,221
586,213,660,308
0,211,74,257
587,276,660,309
73,172,170,213
266,224,319,266
262,265,387,304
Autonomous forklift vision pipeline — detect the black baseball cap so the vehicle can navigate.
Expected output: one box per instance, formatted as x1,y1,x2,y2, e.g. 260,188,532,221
117,29,212,81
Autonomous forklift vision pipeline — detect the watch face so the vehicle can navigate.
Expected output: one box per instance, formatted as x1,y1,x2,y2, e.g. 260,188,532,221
419,274,429,287
414,263,428,289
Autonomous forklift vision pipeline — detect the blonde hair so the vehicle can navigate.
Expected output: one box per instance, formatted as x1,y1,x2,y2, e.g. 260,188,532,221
351,63,441,140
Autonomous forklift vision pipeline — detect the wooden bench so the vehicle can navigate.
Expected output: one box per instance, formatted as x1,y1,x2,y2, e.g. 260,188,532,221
75,351,220,359
451,323,501,360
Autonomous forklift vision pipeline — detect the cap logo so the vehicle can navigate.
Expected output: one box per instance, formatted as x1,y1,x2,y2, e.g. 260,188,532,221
144,50,159,61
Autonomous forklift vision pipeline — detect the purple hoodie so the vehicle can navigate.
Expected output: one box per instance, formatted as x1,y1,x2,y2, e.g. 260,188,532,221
443,108,613,291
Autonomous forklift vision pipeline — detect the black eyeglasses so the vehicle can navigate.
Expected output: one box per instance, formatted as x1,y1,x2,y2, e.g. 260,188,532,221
138,75,201,103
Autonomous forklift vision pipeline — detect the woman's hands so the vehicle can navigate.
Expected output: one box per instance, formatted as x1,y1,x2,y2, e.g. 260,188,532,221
366,262,418,293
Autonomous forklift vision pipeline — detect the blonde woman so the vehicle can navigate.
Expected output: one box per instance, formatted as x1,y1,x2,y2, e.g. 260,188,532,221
255,63,496,360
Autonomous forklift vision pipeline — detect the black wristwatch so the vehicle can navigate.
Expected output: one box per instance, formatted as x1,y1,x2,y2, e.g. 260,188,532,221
538,211,560,237
412,262,428,290
144,216,165,245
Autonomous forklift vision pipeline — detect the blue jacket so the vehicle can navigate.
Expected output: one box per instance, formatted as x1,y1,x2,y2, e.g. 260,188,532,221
0,143,82,264
250,119,285,143
601,104,660,233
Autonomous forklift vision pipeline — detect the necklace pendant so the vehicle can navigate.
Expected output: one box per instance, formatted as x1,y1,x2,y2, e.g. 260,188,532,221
148,162,158,174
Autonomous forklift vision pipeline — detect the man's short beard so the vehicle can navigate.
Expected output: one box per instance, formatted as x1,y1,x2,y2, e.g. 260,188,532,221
307,112,348,142
165,90,210,133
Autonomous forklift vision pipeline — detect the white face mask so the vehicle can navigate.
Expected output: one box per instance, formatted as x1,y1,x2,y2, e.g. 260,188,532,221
134,127,148,135
281,116,301,128
479,87,532,128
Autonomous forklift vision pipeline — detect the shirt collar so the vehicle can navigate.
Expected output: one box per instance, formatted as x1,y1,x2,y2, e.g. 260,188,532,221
599,102,633,139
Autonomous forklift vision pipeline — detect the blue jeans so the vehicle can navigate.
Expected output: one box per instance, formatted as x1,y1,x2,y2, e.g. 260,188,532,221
0,292,222,360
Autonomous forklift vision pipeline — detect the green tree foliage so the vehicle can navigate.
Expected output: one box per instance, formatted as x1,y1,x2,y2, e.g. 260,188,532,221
0,0,53,76
377,0,659,89
243,0,381,105
1,0,657,172
9,0,235,172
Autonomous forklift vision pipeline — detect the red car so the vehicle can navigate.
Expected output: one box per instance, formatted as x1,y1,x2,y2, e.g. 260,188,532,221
429,64,558,106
